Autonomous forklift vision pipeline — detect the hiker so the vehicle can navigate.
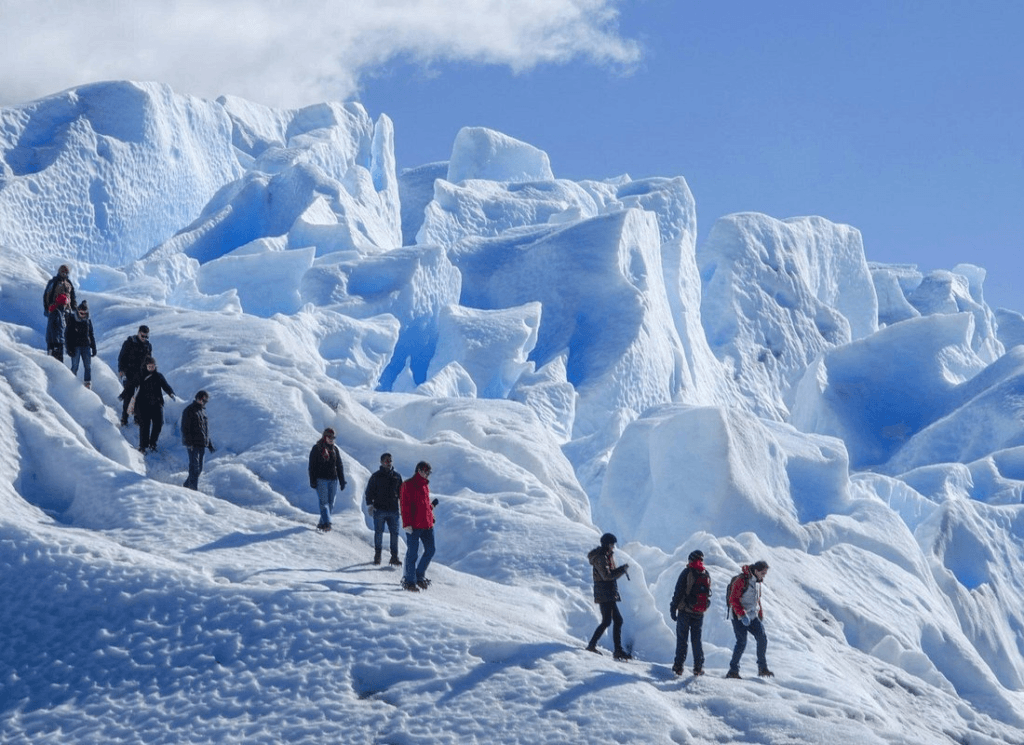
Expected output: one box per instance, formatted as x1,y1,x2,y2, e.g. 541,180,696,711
45,293,72,362
670,549,712,676
133,356,175,453
181,390,215,490
586,532,632,660
726,560,773,679
308,428,347,531
400,461,438,591
65,299,97,388
365,452,403,566
43,264,76,316
117,325,152,426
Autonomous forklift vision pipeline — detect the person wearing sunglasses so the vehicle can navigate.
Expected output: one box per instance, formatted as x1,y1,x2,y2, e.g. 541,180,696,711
65,299,97,389
117,325,152,426
308,428,347,531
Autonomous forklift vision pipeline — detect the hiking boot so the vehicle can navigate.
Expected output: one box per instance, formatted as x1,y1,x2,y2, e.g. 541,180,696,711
389,554,402,566
84,381,91,389
693,666,704,676
613,649,632,662
672,664,683,676
758,668,775,678
316,522,332,532
416,579,431,590
726,670,742,679
585,645,602,655
373,550,382,565
402,581,420,592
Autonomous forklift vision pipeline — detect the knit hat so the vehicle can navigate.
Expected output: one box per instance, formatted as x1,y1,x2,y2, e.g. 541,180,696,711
78,299,89,311
688,550,704,563
600,532,617,548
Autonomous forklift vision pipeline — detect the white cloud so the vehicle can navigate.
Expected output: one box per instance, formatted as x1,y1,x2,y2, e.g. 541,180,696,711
0,0,640,107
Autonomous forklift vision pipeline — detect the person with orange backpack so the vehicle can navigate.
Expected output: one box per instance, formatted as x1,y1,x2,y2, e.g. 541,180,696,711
670,549,711,676
726,560,773,678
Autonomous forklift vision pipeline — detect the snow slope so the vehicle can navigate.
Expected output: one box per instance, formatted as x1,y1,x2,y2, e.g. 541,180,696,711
1,81,1023,744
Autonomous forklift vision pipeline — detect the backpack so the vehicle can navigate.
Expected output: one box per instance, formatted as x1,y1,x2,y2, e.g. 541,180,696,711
725,572,748,618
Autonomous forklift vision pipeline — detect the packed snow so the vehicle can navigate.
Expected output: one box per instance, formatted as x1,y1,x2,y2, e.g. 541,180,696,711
2,81,1023,744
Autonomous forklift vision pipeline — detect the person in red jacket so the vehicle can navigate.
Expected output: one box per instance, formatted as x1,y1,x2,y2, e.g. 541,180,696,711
726,560,772,678
400,461,438,592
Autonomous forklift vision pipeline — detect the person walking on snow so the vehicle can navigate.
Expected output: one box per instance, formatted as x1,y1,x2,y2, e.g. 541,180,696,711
117,325,152,426
308,428,346,531
365,452,403,566
133,356,175,453
670,549,712,676
400,461,438,591
65,299,97,388
45,293,72,362
43,264,76,316
586,532,632,660
181,390,215,490
726,560,773,679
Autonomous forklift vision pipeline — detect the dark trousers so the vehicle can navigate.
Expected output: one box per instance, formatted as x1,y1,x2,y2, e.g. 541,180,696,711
589,602,623,651
674,612,705,669
373,510,400,555
121,378,140,421
729,617,768,673
184,446,206,489
138,410,163,449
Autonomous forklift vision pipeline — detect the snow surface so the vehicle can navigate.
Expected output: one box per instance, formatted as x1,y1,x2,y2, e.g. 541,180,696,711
2,81,1024,744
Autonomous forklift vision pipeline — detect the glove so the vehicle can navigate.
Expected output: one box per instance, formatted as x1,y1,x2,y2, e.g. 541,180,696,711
207,442,216,453
741,614,751,626
340,481,347,490
670,608,678,622
431,498,439,507
368,505,375,517
404,525,412,534
310,481,317,490
90,348,96,357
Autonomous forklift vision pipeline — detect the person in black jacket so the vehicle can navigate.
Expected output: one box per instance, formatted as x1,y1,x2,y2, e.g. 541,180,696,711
117,325,152,425
586,532,632,660
133,356,175,453
43,264,76,316
308,428,346,531
65,299,97,388
365,453,403,565
670,550,712,676
45,293,72,361
181,390,215,490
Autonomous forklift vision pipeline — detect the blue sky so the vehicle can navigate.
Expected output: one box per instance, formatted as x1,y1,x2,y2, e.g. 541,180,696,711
2,0,1022,310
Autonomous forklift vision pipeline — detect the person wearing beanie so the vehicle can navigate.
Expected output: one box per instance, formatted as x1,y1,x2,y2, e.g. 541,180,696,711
43,264,76,317
365,452,403,566
132,356,175,453
65,299,97,388
586,532,632,660
670,549,712,676
308,428,346,531
45,293,72,361
400,461,438,591
726,560,773,678
181,390,215,490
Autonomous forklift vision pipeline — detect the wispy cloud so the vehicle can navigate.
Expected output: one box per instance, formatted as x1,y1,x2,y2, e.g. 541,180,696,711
0,0,640,107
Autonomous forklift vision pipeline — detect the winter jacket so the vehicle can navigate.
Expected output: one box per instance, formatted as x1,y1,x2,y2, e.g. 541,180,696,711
45,305,70,349
727,565,763,621
118,335,152,382
133,371,175,415
365,466,403,513
65,313,96,355
43,275,76,315
671,560,712,616
308,439,346,489
400,472,434,530
181,400,211,449
588,546,628,604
